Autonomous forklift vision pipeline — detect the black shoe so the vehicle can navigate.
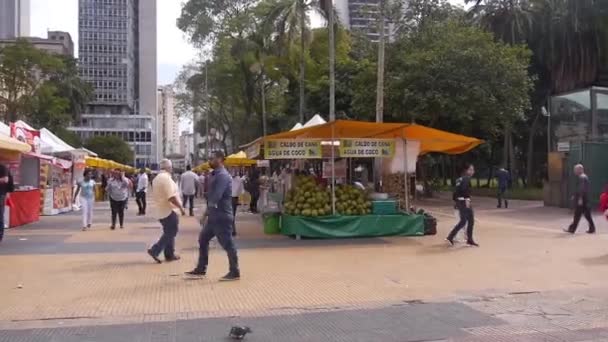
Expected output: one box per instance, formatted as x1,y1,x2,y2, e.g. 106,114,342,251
446,238,454,246
563,228,575,234
466,241,479,247
505,202,509,209
165,255,181,262
220,272,240,281
185,269,206,277
587,230,596,234
110,226,115,230
147,249,162,264
120,226,124,229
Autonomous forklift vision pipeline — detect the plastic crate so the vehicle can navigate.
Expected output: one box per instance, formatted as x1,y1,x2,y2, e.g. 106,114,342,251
371,200,398,215
263,213,281,235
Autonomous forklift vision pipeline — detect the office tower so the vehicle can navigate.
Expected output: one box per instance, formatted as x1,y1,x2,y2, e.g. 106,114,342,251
0,0,30,39
334,0,402,42
157,85,180,158
70,0,158,167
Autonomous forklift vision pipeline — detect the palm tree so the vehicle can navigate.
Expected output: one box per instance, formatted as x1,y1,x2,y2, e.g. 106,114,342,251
263,0,326,123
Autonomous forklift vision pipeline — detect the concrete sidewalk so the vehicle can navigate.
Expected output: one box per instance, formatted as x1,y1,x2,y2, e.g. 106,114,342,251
2,197,608,341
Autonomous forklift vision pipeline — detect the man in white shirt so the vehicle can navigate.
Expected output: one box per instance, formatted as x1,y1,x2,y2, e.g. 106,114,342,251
231,169,245,236
148,159,185,263
180,165,198,216
135,168,148,215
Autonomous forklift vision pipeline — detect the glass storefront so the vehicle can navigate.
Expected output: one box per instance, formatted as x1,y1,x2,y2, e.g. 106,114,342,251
550,86,608,150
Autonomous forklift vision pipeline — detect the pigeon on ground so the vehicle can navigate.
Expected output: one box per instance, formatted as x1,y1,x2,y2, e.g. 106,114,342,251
229,326,252,340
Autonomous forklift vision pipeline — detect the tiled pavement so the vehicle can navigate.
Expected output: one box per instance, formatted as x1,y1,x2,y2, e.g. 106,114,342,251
3,196,608,341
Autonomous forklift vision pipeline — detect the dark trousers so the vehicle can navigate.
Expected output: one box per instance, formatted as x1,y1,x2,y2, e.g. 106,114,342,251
447,205,475,242
250,192,259,213
0,195,5,241
150,211,179,258
232,197,239,235
569,204,596,233
183,194,194,216
197,215,239,274
110,199,126,228
497,187,508,208
136,191,147,214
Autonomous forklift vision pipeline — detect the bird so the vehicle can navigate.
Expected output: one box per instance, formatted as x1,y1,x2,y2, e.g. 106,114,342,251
229,326,252,340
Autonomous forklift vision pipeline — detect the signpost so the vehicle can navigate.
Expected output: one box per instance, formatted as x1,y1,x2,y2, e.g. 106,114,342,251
264,139,322,159
338,139,395,158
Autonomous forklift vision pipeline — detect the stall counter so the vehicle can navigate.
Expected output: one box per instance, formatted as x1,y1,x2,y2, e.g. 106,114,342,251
6,189,41,228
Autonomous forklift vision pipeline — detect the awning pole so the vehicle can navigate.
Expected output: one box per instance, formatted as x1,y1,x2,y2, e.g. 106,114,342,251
403,139,410,212
331,124,336,215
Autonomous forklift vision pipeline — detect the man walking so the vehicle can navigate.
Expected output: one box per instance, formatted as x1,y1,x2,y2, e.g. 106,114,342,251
135,169,148,215
231,169,245,236
148,159,185,263
447,164,479,247
0,163,14,243
180,165,198,216
564,164,596,234
496,166,511,208
186,151,240,281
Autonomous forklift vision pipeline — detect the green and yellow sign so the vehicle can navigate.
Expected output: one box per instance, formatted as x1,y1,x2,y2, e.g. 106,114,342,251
339,139,395,158
264,139,322,159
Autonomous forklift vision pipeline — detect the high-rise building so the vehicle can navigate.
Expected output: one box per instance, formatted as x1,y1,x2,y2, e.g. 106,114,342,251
0,0,30,39
334,0,400,42
69,0,158,168
157,85,180,158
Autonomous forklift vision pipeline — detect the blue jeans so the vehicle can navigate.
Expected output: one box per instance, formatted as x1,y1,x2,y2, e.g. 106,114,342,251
197,215,239,274
150,211,179,259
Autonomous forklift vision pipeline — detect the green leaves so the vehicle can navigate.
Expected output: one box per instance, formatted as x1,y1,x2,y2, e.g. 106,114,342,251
84,136,134,165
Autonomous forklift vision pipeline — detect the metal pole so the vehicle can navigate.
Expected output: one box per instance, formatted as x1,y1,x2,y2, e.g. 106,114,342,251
205,62,210,159
373,0,386,191
261,67,267,137
328,0,335,122
403,139,409,212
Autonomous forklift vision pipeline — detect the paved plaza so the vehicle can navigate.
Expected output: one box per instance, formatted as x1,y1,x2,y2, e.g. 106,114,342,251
2,195,608,341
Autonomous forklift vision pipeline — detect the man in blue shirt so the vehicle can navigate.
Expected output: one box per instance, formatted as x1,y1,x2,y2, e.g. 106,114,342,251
186,151,240,281
496,166,511,208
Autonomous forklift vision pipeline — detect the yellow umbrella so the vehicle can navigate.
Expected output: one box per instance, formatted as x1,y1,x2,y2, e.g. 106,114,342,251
225,151,257,167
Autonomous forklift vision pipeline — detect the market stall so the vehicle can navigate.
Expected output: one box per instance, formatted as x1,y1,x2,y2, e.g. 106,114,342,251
0,132,33,228
255,119,482,239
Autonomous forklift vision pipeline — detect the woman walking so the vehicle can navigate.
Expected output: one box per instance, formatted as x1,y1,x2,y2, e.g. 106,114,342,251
106,169,129,229
74,170,96,231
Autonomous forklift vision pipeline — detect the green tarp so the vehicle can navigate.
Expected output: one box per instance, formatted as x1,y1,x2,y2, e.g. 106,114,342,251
281,214,424,239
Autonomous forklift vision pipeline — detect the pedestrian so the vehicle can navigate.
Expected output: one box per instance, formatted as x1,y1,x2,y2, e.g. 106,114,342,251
136,168,148,215
600,185,608,220
73,169,96,231
186,151,240,281
100,173,108,201
147,159,185,263
231,169,245,236
180,165,198,216
564,164,596,234
0,163,14,243
106,169,129,230
446,164,479,247
248,169,260,213
198,172,206,198
496,166,511,209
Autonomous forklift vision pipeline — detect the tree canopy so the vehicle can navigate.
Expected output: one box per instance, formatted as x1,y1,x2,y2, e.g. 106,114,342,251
84,136,134,165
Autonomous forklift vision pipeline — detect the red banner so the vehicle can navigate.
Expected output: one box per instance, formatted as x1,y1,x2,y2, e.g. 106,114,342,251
10,122,41,154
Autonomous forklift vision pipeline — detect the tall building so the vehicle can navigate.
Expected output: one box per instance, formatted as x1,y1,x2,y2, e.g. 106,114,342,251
334,0,400,42
0,0,30,39
69,0,158,168
157,85,180,158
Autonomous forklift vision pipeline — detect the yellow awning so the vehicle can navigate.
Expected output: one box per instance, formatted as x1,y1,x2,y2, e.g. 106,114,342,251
225,151,257,166
259,120,483,155
0,134,31,154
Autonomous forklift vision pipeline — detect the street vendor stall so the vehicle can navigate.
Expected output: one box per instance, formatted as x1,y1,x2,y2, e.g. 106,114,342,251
253,119,482,239
0,133,33,228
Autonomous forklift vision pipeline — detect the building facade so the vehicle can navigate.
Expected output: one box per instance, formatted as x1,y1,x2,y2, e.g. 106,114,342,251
157,86,180,158
0,31,74,56
70,0,158,168
0,0,30,39
334,0,400,42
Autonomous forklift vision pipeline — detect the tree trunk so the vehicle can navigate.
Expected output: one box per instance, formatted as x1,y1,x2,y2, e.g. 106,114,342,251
328,0,335,122
441,155,447,186
526,109,541,188
486,143,495,187
508,130,517,188
298,0,306,123
373,0,386,190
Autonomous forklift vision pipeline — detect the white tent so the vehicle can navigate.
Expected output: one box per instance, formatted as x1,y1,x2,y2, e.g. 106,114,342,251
0,121,8,136
290,123,303,131
40,128,75,154
303,114,327,128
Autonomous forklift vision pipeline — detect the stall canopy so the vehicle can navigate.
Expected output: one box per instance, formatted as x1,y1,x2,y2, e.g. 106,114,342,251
260,120,483,155
225,151,257,166
0,122,32,155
